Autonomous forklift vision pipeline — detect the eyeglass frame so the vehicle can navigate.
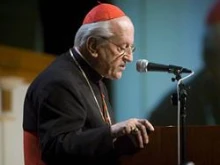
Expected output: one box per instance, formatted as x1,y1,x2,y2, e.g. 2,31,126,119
98,36,136,56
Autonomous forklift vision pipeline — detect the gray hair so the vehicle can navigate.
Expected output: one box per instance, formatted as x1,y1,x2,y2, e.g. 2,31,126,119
74,21,114,48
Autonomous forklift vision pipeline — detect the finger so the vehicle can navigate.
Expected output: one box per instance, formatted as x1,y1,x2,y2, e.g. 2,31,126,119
136,123,149,145
135,128,144,148
127,120,137,133
124,123,136,134
131,127,139,133
139,119,154,132
123,126,130,134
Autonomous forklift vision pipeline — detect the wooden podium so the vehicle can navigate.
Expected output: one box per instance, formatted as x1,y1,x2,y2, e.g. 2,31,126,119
120,126,220,165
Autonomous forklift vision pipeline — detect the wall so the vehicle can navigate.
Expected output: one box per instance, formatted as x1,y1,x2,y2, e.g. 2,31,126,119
0,77,28,165
112,0,215,121
0,0,42,51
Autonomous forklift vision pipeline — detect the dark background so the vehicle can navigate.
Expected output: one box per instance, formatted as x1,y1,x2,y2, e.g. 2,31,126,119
38,0,111,55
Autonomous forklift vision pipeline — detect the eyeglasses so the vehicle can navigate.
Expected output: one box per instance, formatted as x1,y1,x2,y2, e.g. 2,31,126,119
99,37,136,56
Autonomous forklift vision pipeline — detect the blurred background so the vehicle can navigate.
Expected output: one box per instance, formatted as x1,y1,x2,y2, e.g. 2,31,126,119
0,0,217,164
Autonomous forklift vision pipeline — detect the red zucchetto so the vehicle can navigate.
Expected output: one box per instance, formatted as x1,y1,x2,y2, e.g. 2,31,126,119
206,0,220,25
82,3,126,24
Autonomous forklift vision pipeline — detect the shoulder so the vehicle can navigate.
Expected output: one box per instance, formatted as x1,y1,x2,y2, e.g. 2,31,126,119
26,52,84,98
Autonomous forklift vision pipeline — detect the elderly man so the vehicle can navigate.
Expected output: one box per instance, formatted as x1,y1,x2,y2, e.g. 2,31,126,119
23,3,154,165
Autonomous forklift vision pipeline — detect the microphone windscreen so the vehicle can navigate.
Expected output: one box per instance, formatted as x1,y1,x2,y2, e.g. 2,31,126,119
136,59,148,72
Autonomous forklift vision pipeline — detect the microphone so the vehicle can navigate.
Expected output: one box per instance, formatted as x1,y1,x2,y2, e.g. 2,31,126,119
136,59,192,74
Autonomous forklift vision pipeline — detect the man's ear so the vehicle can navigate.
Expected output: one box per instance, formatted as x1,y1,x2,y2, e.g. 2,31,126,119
87,37,98,58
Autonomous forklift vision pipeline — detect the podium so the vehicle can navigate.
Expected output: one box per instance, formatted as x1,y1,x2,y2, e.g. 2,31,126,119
120,126,220,165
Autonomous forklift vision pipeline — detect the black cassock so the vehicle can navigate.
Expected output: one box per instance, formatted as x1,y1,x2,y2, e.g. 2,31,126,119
23,48,138,165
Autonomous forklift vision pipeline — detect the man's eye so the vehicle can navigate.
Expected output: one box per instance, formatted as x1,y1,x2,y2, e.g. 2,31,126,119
117,46,124,52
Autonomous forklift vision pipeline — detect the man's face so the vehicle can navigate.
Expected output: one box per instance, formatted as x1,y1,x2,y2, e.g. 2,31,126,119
95,17,135,79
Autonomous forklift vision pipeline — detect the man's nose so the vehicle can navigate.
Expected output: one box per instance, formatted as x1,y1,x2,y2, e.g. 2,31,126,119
123,52,133,62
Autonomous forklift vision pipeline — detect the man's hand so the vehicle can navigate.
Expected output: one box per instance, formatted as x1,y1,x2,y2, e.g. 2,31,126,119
111,118,154,148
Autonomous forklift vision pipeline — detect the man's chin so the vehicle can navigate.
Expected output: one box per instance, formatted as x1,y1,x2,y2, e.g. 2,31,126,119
114,73,123,79
105,73,122,80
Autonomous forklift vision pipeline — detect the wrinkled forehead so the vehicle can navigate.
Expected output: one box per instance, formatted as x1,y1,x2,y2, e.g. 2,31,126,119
108,17,135,44
110,16,134,32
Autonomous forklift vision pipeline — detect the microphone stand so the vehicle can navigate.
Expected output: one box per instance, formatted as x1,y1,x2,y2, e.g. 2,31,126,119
171,70,194,165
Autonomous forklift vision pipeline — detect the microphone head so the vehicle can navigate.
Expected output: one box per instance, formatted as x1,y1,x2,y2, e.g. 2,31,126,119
136,59,149,72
